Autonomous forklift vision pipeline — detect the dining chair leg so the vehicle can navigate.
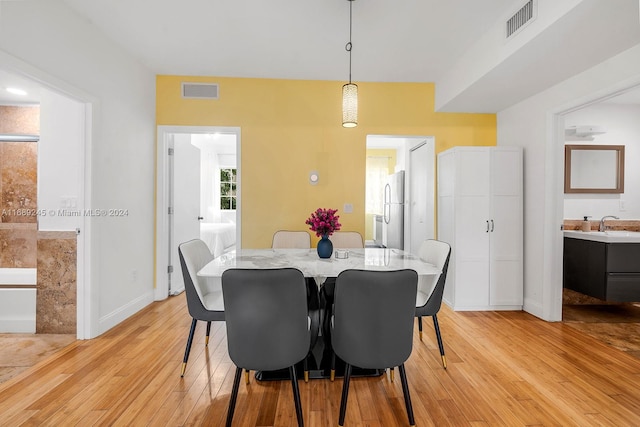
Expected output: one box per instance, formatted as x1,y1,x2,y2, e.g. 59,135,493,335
289,366,304,427
398,364,416,427
389,366,395,382
245,369,250,384
205,321,212,346
330,352,336,382
303,357,309,383
417,316,423,340
432,314,447,369
181,318,198,377
225,367,243,427
338,363,352,427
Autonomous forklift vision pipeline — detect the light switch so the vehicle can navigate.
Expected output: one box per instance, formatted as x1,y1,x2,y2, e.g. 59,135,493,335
343,203,353,213
620,199,626,211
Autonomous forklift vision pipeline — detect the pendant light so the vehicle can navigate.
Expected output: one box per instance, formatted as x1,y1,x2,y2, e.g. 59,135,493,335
342,0,357,128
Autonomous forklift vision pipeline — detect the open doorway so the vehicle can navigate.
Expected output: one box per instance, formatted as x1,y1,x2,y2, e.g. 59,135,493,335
365,135,435,254
0,64,89,339
556,85,640,359
155,126,241,299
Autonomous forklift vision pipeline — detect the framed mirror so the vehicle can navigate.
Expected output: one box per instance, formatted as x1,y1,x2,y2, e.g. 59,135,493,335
564,144,625,193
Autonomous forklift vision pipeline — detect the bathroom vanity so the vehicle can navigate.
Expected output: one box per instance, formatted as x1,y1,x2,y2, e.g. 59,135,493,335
564,231,640,302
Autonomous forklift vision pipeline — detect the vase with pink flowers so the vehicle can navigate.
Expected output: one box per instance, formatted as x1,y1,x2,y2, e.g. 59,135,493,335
305,208,341,258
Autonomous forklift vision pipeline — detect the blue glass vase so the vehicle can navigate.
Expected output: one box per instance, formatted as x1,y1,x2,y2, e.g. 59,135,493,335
317,235,333,259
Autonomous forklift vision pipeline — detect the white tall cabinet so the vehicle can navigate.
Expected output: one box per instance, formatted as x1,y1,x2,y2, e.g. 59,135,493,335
438,146,523,311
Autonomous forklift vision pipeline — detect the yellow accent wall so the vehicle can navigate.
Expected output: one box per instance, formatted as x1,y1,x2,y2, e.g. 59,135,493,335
157,76,496,248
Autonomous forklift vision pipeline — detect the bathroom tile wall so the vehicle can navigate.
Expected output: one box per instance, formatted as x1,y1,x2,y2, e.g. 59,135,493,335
0,105,39,135
1,105,77,333
36,231,77,334
0,106,39,269
0,224,36,268
0,142,38,224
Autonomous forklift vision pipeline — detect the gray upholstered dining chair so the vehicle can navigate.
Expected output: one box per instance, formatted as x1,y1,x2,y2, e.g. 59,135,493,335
322,231,364,381
222,268,310,427
415,239,452,369
329,231,364,248
272,230,311,249
178,239,225,377
331,269,418,427
271,229,315,381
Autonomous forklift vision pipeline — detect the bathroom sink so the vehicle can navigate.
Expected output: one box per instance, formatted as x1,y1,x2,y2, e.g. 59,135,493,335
605,230,640,236
564,230,640,242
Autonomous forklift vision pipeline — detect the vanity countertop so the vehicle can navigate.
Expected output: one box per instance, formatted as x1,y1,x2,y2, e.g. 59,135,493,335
564,230,640,243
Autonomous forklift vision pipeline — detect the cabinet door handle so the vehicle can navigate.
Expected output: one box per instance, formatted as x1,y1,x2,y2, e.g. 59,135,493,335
491,220,495,232
486,220,490,232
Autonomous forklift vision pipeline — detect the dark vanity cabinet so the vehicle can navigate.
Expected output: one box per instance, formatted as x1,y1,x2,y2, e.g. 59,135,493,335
564,237,640,301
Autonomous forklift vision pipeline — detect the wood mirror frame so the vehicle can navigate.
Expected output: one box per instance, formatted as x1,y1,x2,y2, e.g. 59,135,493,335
564,144,625,194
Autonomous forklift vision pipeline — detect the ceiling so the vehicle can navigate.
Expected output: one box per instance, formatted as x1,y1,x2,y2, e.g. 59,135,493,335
1,0,640,109
60,0,515,83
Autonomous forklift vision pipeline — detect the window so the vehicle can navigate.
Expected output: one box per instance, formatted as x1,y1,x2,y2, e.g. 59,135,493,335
220,168,236,210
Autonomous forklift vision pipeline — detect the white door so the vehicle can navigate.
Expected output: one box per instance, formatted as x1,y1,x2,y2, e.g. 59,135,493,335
408,140,435,254
456,148,491,307
489,148,523,306
170,134,202,294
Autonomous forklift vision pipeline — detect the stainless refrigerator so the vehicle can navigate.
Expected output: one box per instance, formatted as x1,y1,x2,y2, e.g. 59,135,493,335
382,170,405,249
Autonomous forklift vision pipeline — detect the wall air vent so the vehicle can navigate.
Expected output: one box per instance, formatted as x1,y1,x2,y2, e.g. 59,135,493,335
506,0,537,39
181,82,219,99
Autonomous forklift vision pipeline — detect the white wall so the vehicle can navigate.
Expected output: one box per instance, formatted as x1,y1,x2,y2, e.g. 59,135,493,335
38,88,84,231
0,0,156,337
437,0,583,111
563,103,640,220
497,43,640,321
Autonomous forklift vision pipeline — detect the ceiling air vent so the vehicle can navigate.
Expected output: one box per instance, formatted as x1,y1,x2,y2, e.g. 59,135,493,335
506,0,537,39
181,82,219,99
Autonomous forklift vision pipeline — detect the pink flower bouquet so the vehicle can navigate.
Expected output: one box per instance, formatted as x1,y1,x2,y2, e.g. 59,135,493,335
305,208,342,237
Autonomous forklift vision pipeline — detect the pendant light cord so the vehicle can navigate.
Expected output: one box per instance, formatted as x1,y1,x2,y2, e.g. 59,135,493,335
346,0,353,84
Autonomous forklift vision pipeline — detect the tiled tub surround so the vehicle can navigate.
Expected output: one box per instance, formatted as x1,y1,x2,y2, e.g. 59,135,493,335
36,231,77,334
0,230,77,334
0,223,37,268
0,142,38,224
0,105,40,135
0,122,39,332
0,105,40,224
0,267,37,333
1,106,78,334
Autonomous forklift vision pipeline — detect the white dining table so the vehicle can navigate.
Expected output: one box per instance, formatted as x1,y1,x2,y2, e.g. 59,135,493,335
197,247,440,381
197,247,440,286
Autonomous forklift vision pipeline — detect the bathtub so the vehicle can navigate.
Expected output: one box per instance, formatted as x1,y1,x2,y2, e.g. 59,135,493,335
0,268,37,333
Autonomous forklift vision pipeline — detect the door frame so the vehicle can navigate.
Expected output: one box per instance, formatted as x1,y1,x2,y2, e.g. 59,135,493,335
365,135,434,252
0,50,94,338
408,138,435,254
544,80,640,322
155,125,241,300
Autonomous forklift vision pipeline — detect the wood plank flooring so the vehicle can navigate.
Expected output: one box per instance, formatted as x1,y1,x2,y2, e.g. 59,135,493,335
1,294,640,426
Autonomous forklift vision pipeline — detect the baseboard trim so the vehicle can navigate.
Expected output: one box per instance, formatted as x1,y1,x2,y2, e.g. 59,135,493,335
98,291,154,335
523,297,545,319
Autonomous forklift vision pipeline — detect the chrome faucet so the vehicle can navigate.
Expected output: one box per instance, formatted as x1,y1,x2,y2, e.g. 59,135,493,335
599,215,619,232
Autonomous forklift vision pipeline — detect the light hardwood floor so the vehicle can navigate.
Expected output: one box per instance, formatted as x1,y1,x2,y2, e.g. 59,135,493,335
1,294,639,426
